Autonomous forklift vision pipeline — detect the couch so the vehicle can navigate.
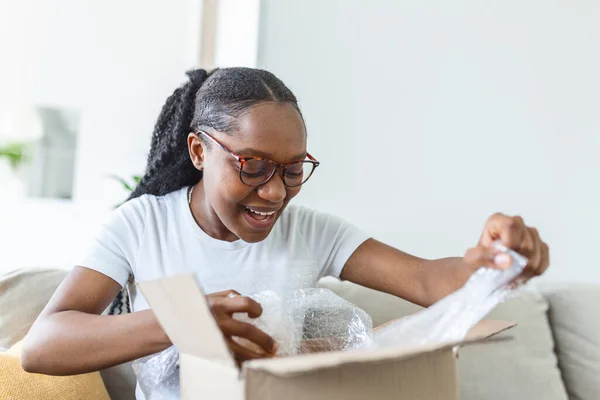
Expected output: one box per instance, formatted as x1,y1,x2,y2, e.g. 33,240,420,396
1,267,598,400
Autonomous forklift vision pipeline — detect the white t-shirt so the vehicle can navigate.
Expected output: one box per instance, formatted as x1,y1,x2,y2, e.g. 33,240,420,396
82,186,370,399
83,187,369,400
83,187,369,312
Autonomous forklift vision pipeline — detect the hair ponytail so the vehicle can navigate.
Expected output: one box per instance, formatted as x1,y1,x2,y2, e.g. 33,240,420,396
129,70,210,199
129,67,301,200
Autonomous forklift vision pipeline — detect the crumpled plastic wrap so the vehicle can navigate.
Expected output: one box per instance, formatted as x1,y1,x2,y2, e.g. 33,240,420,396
372,241,528,348
132,345,179,400
232,288,373,355
133,242,527,399
132,288,372,399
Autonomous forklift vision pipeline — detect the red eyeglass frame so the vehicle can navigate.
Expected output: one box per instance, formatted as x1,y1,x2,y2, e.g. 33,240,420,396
193,130,320,187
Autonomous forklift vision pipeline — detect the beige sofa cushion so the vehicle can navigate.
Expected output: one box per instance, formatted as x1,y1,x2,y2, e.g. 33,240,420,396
544,285,600,400
0,267,136,400
99,363,136,400
0,340,110,400
318,277,423,327
319,278,568,400
0,267,69,350
458,290,568,400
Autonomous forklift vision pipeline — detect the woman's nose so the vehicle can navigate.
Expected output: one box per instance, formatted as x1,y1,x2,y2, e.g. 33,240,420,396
256,171,286,203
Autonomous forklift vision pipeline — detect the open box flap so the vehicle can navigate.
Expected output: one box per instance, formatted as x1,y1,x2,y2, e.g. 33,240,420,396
245,319,515,377
138,273,235,368
464,319,516,341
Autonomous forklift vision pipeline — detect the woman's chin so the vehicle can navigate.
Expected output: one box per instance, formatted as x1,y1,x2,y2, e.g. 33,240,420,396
235,210,279,243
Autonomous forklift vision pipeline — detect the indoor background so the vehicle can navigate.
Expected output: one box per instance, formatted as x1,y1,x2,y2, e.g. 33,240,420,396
0,0,598,284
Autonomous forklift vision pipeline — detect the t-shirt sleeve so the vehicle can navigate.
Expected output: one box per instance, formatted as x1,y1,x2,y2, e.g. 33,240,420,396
80,198,146,287
296,206,371,279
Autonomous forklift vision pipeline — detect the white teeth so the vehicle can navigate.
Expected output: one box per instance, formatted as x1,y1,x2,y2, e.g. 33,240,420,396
245,207,275,216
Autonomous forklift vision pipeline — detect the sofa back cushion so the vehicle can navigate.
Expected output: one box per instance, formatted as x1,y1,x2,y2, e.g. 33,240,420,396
543,284,600,400
0,267,137,400
458,290,568,400
318,277,423,327
0,267,69,350
319,278,568,400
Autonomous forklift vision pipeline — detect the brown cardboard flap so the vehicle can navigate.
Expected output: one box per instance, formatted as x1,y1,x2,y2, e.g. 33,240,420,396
246,350,459,400
245,319,516,377
138,273,235,368
245,341,457,377
464,319,516,341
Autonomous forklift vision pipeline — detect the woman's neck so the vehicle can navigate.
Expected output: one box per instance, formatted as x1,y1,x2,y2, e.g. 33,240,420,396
188,183,239,242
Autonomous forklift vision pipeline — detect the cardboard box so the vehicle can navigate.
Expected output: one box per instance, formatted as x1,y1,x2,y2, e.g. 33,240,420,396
139,273,515,400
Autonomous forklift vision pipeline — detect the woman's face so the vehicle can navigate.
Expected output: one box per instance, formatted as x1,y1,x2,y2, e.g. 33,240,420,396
189,102,307,243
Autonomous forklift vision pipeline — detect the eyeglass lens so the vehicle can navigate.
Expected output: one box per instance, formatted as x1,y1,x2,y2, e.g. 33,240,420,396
240,159,315,187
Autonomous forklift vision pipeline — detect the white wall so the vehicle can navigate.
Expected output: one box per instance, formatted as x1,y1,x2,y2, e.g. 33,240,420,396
1,0,203,203
70,0,203,205
0,0,203,271
257,0,600,283
214,0,260,67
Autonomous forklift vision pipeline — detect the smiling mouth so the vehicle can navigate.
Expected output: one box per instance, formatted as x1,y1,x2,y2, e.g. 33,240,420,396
243,206,277,221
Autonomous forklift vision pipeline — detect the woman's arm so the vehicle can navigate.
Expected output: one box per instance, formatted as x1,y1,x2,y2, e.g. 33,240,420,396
21,267,171,375
22,267,278,375
341,213,549,307
341,239,472,307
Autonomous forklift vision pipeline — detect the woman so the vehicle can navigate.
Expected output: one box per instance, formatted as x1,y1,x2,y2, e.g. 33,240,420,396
22,68,549,395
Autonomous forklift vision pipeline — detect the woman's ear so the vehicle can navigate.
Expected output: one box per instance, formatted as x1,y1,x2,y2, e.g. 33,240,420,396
187,133,204,171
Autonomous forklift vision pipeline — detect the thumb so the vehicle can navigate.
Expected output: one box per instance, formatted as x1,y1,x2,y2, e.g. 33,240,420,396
464,245,513,270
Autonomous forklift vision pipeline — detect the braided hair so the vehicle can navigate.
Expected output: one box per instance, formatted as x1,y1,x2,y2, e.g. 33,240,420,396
129,67,302,200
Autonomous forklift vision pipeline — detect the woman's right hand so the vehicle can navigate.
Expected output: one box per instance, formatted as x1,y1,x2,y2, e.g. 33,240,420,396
207,290,277,365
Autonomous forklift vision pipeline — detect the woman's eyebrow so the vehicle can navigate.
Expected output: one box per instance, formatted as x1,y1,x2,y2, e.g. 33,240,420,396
236,147,307,161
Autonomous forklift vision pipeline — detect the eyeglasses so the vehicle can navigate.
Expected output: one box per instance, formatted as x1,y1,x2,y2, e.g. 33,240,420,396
194,130,320,187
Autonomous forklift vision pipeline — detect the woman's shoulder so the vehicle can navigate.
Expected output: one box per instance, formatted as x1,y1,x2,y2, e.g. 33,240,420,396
111,187,186,225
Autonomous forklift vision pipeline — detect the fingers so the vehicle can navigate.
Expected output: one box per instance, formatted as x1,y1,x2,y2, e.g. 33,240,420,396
527,228,549,277
217,296,263,319
520,226,537,261
478,213,550,279
464,246,495,269
220,319,277,355
226,338,274,366
482,213,526,249
539,241,550,275
208,293,263,319
527,227,542,273
464,246,513,270
207,290,277,364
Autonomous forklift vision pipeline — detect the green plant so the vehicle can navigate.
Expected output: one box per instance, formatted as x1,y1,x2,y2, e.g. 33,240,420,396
0,142,27,170
109,174,142,192
109,174,142,208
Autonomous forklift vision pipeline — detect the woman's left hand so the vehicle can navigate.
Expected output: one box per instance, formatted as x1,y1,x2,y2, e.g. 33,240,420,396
463,213,550,281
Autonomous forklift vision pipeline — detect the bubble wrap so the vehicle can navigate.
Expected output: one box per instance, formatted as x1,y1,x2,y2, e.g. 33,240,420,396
132,288,372,400
132,346,179,400
233,288,373,355
132,242,527,399
372,242,528,348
